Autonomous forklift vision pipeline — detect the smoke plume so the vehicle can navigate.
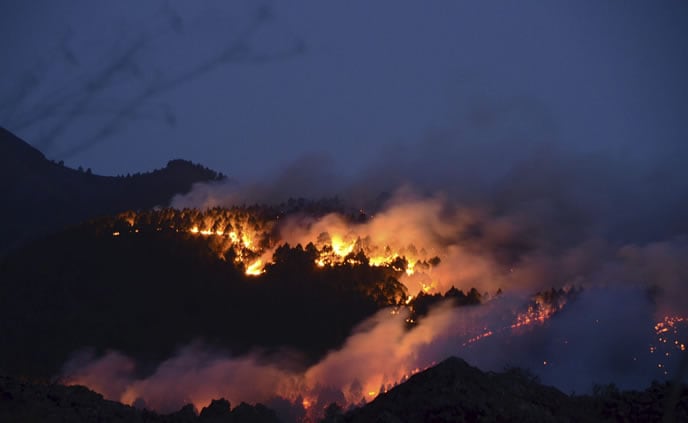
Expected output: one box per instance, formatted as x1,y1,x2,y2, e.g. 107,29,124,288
67,102,688,418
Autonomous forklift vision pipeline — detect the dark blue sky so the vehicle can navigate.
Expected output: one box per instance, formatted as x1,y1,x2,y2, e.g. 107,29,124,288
2,1,687,181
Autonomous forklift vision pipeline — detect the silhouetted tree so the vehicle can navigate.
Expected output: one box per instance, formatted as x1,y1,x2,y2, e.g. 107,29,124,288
323,402,344,422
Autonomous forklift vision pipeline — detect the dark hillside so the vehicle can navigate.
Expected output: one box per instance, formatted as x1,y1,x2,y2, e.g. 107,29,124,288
0,219,399,378
337,357,688,422
0,127,222,254
0,375,279,423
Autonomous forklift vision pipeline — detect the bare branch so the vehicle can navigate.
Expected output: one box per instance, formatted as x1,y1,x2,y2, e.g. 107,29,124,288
2,3,306,160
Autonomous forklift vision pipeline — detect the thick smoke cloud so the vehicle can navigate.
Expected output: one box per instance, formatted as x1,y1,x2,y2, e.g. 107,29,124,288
176,170,686,315
174,93,688,245
63,287,676,420
60,301,517,414
77,100,687,417
171,94,688,306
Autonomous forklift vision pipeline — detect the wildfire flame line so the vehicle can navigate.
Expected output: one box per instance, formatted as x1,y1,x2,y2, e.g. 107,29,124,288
108,209,443,293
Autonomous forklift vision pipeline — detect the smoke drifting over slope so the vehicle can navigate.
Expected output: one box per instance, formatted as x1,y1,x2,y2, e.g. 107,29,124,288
171,122,688,314
66,111,688,418
63,287,678,419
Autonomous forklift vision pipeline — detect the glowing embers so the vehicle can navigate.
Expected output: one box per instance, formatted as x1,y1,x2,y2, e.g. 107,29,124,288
463,329,494,346
510,303,556,329
510,290,569,330
650,315,687,375
462,288,573,347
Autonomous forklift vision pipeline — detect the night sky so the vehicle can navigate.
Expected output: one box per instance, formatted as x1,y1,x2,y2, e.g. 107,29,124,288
3,3,688,413
2,1,687,182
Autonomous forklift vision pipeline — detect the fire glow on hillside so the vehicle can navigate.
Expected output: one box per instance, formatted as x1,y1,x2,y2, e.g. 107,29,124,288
62,202,687,419
111,207,447,295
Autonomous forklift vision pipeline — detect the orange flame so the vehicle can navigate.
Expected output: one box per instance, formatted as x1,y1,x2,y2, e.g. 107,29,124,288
111,208,450,297
245,260,265,276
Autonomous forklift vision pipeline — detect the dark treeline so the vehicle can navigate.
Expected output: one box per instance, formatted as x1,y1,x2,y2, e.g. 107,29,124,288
102,202,367,235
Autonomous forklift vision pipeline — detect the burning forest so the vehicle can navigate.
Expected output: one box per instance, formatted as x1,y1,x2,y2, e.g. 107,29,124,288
11,196,674,420
2,2,687,420
1,133,687,420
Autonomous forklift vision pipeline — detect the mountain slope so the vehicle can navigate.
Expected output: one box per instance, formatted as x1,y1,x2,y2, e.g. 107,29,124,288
341,357,583,422
338,357,688,422
0,127,222,254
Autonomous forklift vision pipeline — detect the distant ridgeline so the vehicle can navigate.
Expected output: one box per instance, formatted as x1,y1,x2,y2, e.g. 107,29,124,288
0,127,223,254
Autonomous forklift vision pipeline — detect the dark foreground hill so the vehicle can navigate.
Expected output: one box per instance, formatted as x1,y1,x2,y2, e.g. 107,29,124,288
337,357,688,422
340,357,583,422
1,357,686,423
0,127,223,254
0,375,279,423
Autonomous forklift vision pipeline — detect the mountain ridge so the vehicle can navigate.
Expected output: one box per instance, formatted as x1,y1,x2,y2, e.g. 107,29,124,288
0,127,223,254
332,356,688,422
